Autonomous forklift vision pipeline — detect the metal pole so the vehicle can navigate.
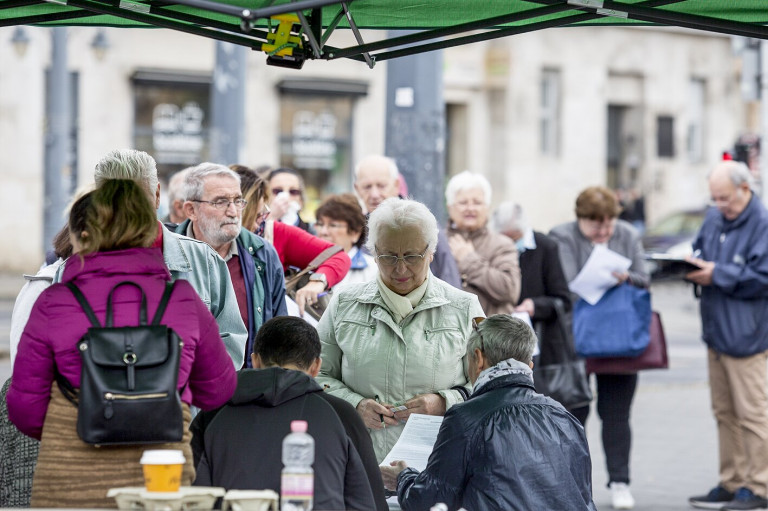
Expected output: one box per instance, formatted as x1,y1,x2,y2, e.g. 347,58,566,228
210,41,247,164
761,40,768,205
384,32,446,224
43,27,70,255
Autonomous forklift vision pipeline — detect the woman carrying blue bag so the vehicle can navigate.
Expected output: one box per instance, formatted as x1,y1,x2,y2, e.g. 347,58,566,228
550,186,649,510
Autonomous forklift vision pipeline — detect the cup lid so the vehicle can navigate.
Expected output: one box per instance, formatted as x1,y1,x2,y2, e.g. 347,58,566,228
140,449,186,465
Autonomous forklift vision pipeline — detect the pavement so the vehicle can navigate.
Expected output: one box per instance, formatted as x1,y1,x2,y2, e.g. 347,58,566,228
0,275,722,510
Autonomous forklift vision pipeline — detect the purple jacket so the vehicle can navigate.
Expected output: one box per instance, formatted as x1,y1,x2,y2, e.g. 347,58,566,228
7,247,237,439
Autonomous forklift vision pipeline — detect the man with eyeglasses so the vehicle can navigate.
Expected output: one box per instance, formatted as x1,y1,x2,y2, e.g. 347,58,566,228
353,155,462,288
177,163,287,368
380,315,596,511
686,160,768,511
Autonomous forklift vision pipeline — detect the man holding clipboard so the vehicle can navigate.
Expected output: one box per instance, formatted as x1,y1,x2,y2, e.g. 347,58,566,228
686,160,768,511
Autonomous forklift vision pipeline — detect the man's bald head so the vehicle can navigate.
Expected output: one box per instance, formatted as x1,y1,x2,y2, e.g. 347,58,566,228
353,155,400,213
708,160,753,221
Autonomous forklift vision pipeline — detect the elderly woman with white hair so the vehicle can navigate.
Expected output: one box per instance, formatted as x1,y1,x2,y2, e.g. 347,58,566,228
316,198,484,462
446,171,521,315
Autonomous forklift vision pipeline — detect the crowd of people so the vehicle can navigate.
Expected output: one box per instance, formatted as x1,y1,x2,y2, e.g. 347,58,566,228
1,149,765,511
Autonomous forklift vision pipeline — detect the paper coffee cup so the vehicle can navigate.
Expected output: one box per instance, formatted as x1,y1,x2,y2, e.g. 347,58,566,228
140,449,185,492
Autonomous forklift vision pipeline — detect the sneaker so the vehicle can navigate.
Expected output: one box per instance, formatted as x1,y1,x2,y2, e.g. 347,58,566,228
610,482,635,509
689,485,735,509
721,487,768,510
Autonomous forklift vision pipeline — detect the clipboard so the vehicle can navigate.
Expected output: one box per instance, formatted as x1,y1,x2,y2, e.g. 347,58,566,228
645,253,702,279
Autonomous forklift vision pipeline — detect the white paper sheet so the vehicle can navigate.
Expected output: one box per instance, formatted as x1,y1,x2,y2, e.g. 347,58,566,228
568,244,631,305
284,297,319,327
380,414,444,471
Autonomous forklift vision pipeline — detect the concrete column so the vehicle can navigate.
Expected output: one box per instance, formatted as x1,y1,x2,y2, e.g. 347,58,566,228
384,33,447,224
210,41,247,165
44,27,70,254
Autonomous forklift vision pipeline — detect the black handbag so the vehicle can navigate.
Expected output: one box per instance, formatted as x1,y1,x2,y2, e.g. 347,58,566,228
533,299,593,410
56,280,184,446
284,245,343,321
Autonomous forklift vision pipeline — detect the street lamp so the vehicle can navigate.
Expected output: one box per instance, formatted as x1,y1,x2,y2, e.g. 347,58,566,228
90,29,110,60
10,26,30,58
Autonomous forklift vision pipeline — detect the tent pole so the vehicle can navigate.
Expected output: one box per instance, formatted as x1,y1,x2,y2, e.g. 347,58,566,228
761,40,768,205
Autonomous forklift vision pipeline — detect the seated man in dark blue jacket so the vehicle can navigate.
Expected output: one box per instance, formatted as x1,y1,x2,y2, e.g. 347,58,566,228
191,316,382,511
381,315,597,511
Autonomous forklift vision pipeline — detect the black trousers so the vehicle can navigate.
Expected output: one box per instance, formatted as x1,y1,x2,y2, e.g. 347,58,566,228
571,373,638,485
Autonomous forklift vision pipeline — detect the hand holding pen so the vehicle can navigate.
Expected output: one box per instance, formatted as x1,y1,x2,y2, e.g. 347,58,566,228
356,396,397,430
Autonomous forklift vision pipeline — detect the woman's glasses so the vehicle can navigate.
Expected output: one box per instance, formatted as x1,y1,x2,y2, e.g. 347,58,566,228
375,247,428,267
272,187,302,197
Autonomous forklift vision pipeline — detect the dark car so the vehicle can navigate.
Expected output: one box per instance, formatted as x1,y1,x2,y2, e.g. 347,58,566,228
642,207,708,279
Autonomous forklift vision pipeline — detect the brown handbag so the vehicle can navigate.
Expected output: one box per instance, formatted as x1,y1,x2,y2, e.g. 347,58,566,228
586,310,669,374
284,245,343,321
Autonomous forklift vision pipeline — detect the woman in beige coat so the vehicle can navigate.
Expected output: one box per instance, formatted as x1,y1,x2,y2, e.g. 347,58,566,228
446,171,522,315
316,198,484,461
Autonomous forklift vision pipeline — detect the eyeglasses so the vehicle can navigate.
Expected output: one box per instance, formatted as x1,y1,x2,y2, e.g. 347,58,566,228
315,221,347,230
472,316,486,352
272,188,302,197
256,203,271,222
191,198,247,210
375,246,429,267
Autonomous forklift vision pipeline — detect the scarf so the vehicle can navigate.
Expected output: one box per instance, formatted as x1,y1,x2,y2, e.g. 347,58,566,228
472,357,533,396
376,272,430,323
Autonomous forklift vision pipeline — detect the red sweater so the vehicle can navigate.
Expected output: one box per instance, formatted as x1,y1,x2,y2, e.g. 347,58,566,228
271,222,351,288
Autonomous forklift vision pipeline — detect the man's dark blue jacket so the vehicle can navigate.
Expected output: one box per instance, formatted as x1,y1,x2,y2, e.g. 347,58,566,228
396,371,596,511
692,196,768,357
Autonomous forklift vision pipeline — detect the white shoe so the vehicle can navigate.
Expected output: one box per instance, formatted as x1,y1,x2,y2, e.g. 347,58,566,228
610,482,635,509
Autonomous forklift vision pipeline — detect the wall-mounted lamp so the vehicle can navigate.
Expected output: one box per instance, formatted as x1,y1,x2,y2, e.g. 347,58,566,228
90,29,110,60
10,27,31,58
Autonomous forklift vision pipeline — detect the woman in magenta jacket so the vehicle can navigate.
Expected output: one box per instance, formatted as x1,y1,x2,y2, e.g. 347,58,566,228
7,179,237,508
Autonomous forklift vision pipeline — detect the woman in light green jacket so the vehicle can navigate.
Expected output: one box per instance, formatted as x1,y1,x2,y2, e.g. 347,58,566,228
316,198,484,462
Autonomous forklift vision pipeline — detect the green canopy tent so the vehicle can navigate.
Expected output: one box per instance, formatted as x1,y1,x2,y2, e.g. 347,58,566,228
2,0,768,68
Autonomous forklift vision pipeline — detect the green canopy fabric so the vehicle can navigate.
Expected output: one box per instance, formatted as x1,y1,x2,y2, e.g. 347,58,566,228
2,0,768,66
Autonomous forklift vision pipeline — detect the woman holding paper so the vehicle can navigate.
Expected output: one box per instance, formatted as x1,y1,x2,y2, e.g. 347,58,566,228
316,198,484,462
549,185,648,510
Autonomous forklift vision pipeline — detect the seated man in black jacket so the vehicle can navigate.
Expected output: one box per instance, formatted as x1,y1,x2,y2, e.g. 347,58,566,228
381,315,597,511
191,316,382,511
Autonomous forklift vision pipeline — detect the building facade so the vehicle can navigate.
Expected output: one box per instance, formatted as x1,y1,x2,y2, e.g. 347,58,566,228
0,25,751,272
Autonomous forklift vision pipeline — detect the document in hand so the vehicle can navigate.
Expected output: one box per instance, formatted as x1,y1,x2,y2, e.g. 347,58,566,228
380,414,444,472
568,245,632,305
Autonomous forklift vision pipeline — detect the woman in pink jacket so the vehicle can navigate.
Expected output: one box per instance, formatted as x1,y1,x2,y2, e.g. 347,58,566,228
7,179,237,508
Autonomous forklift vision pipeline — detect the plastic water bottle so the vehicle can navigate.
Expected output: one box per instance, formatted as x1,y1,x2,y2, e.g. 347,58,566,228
281,420,314,511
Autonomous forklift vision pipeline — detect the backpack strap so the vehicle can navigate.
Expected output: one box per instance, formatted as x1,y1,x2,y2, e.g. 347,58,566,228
54,367,78,407
66,282,101,328
151,281,178,326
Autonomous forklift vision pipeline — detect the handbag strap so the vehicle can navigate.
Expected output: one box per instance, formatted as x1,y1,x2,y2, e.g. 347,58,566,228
550,298,578,359
285,245,344,287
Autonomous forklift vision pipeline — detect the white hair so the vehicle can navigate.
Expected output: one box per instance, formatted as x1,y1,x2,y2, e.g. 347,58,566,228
94,149,158,201
167,167,191,203
183,162,241,201
709,160,755,190
365,198,438,255
445,170,492,206
492,201,529,233
354,155,399,182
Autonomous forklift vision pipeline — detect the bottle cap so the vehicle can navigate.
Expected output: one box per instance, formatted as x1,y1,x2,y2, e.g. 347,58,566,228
290,420,308,433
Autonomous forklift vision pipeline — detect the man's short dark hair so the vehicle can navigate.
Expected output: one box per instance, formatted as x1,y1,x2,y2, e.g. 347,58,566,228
253,316,320,370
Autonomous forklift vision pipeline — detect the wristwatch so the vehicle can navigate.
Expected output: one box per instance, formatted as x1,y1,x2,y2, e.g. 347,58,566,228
308,273,328,289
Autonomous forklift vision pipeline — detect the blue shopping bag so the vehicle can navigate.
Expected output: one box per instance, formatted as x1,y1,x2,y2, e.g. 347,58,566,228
573,283,651,358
